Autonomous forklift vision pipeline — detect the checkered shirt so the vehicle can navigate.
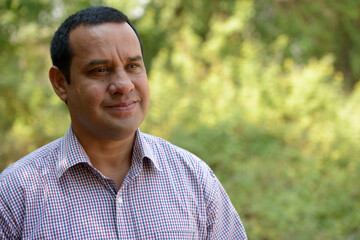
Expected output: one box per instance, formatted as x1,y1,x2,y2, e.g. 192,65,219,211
0,127,247,239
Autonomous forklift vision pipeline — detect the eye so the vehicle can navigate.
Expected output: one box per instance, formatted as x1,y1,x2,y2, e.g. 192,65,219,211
95,67,110,72
89,67,110,76
125,63,141,73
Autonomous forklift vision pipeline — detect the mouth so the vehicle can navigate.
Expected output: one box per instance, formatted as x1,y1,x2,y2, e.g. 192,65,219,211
105,100,138,112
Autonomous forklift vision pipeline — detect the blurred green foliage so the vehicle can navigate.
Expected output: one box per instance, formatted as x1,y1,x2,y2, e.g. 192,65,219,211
1,0,359,239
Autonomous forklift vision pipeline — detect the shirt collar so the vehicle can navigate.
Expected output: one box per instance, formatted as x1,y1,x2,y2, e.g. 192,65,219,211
132,129,162,172
56,127,162,178
56,126,92,178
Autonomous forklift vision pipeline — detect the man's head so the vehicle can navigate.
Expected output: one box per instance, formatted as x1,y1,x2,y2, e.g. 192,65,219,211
50,6,143,83
49,7,150,141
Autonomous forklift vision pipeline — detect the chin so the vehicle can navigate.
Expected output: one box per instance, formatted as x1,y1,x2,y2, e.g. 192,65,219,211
106,123,140,140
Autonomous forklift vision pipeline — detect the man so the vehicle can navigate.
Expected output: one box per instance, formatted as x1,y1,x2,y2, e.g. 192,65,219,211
0,6,247,239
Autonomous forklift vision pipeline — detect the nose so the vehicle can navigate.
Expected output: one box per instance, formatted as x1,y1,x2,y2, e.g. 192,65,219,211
108,69,135,95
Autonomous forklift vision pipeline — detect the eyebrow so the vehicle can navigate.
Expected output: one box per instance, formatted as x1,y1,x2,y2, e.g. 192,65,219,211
127,55,143,62
86,55,143,68
86,59,110,68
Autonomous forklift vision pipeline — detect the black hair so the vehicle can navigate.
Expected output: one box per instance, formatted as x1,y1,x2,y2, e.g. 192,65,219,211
50,6,143,83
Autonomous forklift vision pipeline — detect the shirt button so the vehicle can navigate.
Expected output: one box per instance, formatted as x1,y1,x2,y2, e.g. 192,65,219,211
117,197,123,204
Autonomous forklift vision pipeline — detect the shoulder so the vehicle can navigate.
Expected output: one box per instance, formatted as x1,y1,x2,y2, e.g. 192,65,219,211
0,138,62,237
139,132,218,196
140,132,211,172
0,138,61,185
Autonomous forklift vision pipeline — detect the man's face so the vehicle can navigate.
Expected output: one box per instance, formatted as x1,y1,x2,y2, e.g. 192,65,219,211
65,22,150,141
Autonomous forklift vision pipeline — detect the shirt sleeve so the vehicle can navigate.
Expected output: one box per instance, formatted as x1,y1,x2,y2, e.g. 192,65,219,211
0,204,17,239
0,175,22,239
205,169,247,240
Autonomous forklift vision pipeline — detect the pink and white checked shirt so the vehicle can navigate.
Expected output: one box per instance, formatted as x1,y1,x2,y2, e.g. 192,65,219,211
0,127,247,239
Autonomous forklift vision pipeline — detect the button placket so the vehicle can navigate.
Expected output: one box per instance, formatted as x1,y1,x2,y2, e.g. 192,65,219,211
116,188,127,239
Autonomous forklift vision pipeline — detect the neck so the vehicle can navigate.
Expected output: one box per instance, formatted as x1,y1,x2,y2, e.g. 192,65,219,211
73,127,136,191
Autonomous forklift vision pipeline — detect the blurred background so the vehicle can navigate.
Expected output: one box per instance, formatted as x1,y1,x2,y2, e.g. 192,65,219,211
1,0,359,239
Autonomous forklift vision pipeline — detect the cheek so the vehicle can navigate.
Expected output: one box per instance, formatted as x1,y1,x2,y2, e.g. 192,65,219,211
137,81,150,106
74,84,106,106
135,76,149,96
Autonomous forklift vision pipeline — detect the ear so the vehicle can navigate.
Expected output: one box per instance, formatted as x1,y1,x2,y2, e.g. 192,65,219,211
49,66,68,102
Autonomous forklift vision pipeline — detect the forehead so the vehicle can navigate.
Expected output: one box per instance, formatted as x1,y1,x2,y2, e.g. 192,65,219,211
68,22,141,58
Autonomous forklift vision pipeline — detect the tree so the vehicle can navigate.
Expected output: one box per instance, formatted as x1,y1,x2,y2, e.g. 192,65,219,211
252,0,360,91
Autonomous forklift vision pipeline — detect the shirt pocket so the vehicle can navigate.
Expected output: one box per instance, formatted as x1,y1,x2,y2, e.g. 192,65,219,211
155,230,196,239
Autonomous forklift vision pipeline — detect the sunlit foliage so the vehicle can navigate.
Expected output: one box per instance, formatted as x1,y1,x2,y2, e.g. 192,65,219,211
1,0,359,239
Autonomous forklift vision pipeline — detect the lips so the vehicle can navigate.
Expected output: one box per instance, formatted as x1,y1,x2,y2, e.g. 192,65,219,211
105,99,139,113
